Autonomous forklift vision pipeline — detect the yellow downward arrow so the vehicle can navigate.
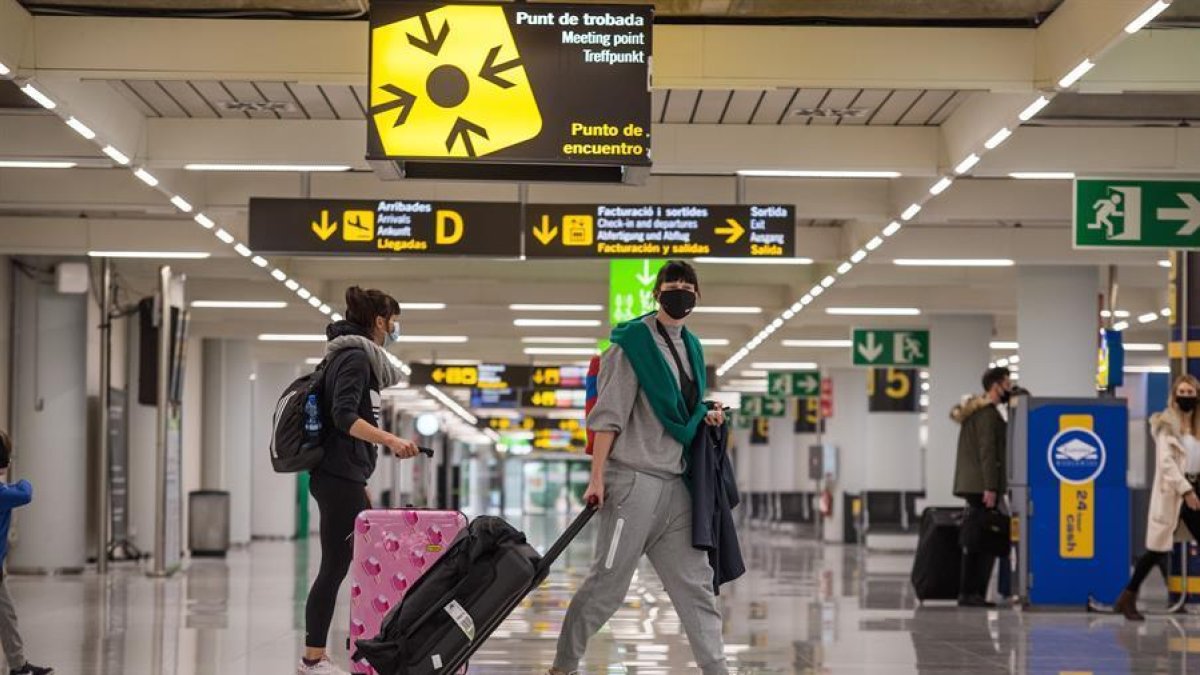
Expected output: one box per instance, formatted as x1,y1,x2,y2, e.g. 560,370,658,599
715,218,745,244
533,215,559,245
311,210,338,241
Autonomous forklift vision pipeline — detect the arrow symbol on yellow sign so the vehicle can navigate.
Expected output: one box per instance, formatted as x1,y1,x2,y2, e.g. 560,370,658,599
715,218,745,244
480,45,522,89
533,216,559,245
371,84,417,128
446,117,489,158
407,13,449,56
311,210,338,241
432,368,446,384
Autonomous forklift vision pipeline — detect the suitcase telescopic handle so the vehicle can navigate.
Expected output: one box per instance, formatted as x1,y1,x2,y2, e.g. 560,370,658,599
418,446,434,457
539,503,599,572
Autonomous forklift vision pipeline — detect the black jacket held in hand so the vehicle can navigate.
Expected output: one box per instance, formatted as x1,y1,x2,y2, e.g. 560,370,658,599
314,321,381,485
688,422,745,593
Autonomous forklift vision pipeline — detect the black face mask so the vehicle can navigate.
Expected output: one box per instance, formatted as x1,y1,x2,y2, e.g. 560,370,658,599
1178,396,1198,413
658,289,696,320
999,389,1013,405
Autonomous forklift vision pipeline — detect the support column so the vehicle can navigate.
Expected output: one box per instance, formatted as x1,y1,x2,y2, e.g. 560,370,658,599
126,313,158,556
1018,266,1100,397
250,362,298,538
9,264,88,572
768,416,796,525
822,368,868,543
1169,251,1200,381
926,315,993,508
201,339,253,545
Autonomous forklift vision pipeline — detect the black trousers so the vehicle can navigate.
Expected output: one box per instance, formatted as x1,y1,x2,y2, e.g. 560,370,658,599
305,471,370,649
1127,491,1200,593
960,494,996,599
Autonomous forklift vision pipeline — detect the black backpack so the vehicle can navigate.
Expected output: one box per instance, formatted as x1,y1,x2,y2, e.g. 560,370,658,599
269,359,329,473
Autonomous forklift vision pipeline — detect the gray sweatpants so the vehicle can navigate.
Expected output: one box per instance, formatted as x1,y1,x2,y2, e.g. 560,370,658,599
0,577,26,670
553,465,728,675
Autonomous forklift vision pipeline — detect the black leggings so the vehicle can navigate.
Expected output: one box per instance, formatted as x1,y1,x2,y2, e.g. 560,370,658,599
305,471,369,649
1127,495,1200,593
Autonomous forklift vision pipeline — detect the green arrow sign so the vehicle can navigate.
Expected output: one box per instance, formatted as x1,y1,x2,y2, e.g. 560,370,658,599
740,395,787,418
609,259,664,325
1075,179,1200,249
852,329,930,367
767,370,821,397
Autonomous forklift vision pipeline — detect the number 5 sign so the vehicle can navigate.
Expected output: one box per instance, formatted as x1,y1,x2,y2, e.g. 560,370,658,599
867,367,918,413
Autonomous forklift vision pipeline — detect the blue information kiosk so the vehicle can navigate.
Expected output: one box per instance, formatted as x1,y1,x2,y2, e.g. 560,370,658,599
1009,397,1129,606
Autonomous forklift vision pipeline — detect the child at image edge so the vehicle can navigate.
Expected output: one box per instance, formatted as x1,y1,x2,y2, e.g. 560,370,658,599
0,432,52,675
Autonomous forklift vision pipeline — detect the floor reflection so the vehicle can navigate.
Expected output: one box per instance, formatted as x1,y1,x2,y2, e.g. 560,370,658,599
8,515,1200,673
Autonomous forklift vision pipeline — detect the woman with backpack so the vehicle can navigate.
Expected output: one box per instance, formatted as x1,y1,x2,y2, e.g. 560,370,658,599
299,286,420,675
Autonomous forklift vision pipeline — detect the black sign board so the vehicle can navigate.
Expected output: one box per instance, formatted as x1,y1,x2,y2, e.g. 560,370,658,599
525,204,795,258
367,2,652,169
478,415,584,432
522,389,588,409
794,397,825,434
749,417,770,445
248,198,520,257
867,367,919,413
470,388,521,408
410,363,589,390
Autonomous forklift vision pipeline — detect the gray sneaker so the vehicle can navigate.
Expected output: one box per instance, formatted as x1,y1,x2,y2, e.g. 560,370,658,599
296,657,348,675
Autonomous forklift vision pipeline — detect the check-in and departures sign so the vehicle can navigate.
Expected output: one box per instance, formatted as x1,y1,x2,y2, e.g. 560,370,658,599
852,329,930,367
768,370,820,397
368,2,651,165
248,198,520,257
1075,179,1200,249
528,204,795,258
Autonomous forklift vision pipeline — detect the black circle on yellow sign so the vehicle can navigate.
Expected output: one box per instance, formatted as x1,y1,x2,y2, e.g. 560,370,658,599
427,64,470,109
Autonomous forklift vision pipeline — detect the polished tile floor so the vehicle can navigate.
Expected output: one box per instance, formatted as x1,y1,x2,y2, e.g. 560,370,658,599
10,515,1200,674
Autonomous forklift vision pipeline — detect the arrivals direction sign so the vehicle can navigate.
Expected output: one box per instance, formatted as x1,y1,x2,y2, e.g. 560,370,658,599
767,370,820,397
526,204,796,258
1075,179,1200,249
368,2,652,167
248,198,520,257
523,389,588,409
410,363,589,389
852,329,930,367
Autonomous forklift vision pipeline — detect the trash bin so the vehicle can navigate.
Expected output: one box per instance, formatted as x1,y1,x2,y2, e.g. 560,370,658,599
189,490,230,557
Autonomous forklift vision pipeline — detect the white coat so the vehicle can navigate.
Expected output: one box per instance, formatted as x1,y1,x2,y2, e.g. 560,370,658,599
1146,409,1199,552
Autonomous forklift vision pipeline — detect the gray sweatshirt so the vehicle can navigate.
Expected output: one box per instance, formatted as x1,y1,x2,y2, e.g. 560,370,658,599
587,315,696,478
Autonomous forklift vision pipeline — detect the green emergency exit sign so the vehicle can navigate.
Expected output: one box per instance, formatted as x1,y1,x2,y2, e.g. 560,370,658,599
1075,179,1200,249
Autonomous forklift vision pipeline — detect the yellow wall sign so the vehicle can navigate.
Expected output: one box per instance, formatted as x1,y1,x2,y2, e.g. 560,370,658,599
1055,414,1099,559
370,4,542,158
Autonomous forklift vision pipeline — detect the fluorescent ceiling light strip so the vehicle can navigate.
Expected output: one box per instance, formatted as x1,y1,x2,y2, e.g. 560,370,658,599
395,335,469,343
740,370,767,378
87,250,210,259
810,285,825,298
866,236,884,251
20,84,56,109
102,145,130,165
1112,320,1130,331
695,257,813,265
305,357,324,366
1018,96,1052,122
851,249,867,263
990,341,1019,350
736,170,901,178
397,302,447,310
749,362,818,371
319,304,332,315
514,318,602,327
270,269,288,281
259,334,324,342
954,154,981,175
169,196,193,213
251,255,269,268
331,312,344,322
825,307,920,316
215,229,235,244
234,243,252,257
523,347,599,356
194,213,215,229
692,306,764,314
929,177,953,195
901,204,922,221
1125,1,1170,33
65,117,96,140
782,339,852,348
184,163,352,172
285,279,300,291
1125,365,1170,374
297,288,312,300
509,303,602,312
0,61,8,76
1162,307,1172,317
1125,343,1165,352
1158,259,1172,268
308,296,322,308
837,261,853,275
424,385,478,425
699,338,730,346
1058,59,1095,88
521,337,598,344
192,300,288,309
820,275,836,288
0,160,76,169
893,258,1014,267
133,168,159,186
984,128,1012,149
1100,310,1131,318
1138,312,1159,324
1009,172,1075,180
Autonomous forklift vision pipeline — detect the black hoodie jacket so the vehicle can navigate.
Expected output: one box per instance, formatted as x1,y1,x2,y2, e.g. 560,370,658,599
314,321,381,484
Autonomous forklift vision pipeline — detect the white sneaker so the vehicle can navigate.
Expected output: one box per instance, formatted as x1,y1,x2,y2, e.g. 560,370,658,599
296,657,349,675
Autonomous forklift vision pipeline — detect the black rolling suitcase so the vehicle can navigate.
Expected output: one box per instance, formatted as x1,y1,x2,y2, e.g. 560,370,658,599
910,507,963,602
354,506,597,675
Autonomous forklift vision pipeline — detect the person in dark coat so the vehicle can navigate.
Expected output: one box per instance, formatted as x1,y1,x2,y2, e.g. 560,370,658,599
951,366,1012,608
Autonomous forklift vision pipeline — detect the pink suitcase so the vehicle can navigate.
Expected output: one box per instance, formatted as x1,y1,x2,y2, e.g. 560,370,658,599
348,509,468,674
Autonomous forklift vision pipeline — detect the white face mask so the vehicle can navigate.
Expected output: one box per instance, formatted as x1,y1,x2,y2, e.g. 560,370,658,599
386,320,401,346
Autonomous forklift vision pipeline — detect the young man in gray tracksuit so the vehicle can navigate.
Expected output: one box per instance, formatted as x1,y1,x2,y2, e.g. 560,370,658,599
549,261,728,675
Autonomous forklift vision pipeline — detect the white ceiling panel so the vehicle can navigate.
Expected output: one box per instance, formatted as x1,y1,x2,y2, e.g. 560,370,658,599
157,80,220,118
188,80,248,119
662,89,701,123
692,90,732,124
721,90,765,124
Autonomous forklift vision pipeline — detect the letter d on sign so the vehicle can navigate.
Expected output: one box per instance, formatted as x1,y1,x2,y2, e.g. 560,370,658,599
436,210,464,245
